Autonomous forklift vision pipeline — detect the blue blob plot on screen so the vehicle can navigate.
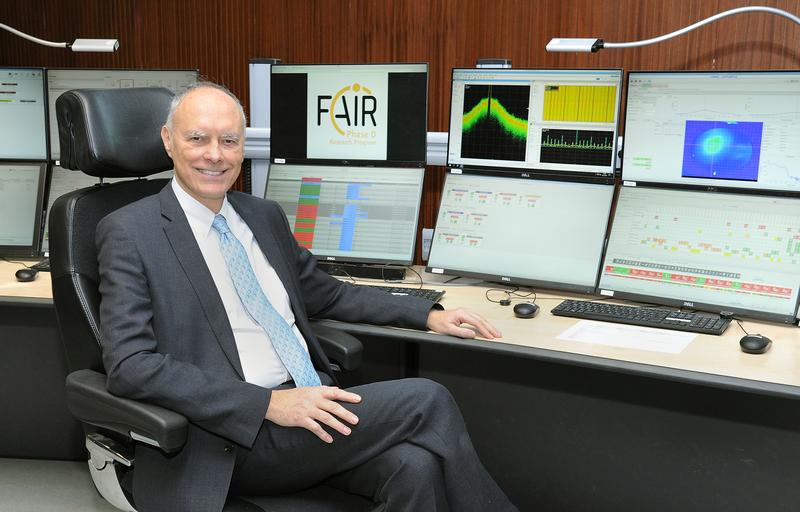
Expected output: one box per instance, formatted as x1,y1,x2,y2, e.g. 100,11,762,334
681,120,763,181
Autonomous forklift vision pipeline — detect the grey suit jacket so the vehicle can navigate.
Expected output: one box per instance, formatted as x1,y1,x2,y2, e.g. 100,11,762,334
96,184,434,512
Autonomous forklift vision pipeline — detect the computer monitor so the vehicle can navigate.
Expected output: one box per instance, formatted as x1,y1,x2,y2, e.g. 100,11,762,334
0,67,48,160
623,71,800,192
446,68,623,180
0,162,47,258
40,166,173,255
270,63,428,167
598,185,800,323
46,68,199,161
264,164,424,265
426,172,615,293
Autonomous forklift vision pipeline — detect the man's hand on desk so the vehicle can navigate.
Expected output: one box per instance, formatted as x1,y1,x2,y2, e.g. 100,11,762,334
427,308,501,339
266,386,361,443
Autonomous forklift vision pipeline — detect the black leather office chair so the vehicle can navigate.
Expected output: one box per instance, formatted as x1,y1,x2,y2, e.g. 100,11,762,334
49,87,371,512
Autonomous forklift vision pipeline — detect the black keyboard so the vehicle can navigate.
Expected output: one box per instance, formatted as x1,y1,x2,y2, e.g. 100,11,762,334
551,299,730,335
364,285,445,303
30,257,50,272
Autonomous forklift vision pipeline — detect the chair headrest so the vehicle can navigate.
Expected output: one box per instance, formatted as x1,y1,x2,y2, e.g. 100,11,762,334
56,87,175,178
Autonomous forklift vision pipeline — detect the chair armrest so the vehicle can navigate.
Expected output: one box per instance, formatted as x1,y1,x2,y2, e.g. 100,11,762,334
65,368,188,453
311,322,363,371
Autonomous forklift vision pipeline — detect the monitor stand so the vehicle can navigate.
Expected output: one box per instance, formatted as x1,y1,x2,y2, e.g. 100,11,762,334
317,261,406,281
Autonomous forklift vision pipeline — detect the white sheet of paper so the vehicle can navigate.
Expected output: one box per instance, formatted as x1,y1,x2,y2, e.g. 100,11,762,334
556,320,696,354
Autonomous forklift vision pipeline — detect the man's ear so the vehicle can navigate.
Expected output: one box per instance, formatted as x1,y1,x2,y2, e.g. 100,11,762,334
160,125,173,157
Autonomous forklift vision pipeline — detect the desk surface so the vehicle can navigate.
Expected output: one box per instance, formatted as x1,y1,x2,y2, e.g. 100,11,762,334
329,268,800,398
0,261,53,304
4,260,799,397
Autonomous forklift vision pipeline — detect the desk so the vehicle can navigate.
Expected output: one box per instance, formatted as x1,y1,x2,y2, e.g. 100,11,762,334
4,260,800,510
0,261,84,460
323,271,800,512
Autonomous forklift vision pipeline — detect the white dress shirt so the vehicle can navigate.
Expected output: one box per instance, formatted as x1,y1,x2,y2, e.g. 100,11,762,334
171,179,311,388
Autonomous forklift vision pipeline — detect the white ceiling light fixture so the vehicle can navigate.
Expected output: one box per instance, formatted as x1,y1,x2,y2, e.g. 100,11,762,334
0,22,119,52
546,6,800,53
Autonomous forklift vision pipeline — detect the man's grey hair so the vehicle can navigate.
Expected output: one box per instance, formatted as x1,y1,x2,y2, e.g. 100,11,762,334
164,81,247,133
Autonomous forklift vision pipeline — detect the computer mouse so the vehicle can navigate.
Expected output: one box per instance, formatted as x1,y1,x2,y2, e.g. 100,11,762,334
15,268,39,283
739,334,772,354
513,302,539,319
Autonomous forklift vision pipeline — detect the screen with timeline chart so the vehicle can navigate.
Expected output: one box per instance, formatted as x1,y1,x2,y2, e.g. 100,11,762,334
623,71,800,192
265,164,424,265
599,186,800,323
0,162,47,257
0,67,48,160
426,172,615,293
46,68,198,161
447,68,622,178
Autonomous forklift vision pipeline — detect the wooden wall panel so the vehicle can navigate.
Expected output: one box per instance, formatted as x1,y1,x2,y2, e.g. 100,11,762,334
3,0,799,264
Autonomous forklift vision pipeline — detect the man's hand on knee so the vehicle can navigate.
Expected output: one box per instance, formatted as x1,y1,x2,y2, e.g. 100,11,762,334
265,386,361,443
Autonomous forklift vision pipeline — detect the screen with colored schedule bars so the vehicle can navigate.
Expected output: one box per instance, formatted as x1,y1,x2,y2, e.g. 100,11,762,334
265,164,424,264
598,185,800,323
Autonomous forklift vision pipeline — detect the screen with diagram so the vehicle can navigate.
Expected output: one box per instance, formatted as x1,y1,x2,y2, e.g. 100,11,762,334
599,186,800,322
623,71,800,192
47,68,198,160
265,164,424,264
0,162,46,257
426,172,615,293
40,166,173,254
0,68,47,160
446,68,622,178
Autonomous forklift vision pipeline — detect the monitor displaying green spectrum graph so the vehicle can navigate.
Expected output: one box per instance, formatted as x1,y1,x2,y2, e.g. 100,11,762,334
447,68,622,180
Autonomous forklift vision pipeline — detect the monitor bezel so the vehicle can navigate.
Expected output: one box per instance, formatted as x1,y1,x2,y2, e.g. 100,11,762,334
598,184,800,324
269,62,429,168
264,163,425,266
0,67,49,162
425,169,616,295
621,69,800,196
445,67,624,180
0,161,48,258
45,67,200,162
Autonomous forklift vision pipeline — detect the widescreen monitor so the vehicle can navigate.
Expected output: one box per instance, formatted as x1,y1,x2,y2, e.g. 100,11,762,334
446,68,622,180
46,68,198,161
270,63,428,167
0,162,47,258
265,164,424,264
40,166,173,254
426,172,615,293
623,71,800,192
0,67,48,160
599,185,800,323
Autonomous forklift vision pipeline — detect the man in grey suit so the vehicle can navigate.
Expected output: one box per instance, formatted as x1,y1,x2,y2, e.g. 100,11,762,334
96,82,516,512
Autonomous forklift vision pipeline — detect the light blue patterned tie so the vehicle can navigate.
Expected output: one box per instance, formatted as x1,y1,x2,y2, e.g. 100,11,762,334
212,214,321,387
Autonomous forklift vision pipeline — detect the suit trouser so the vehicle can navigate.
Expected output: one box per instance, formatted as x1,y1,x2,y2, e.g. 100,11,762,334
228,378,517,512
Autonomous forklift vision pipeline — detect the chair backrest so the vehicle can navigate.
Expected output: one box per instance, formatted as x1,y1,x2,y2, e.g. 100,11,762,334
50,87,175,373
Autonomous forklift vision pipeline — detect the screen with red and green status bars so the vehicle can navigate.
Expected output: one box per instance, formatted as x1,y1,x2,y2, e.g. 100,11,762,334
265,164,424,265
599,186,800,322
